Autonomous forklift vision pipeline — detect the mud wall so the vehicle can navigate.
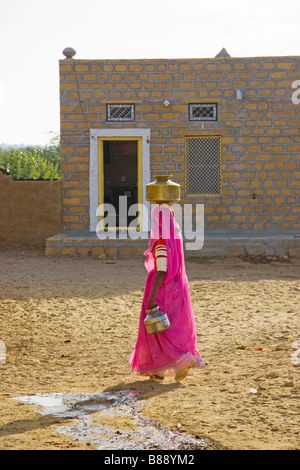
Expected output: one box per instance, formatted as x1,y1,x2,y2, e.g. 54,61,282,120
0,172,63,247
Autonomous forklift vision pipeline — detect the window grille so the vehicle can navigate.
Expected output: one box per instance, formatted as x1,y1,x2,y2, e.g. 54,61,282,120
188,103,218,121
185,136,221,195
106,104,135,122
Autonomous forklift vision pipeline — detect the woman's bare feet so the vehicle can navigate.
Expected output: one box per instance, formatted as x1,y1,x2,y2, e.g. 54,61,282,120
149,374,164,383
175,360,195,382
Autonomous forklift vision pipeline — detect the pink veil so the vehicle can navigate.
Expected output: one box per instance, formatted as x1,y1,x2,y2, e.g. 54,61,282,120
144,205,184,282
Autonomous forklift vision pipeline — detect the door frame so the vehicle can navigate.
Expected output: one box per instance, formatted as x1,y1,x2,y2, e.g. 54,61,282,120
89,128,151,232
98,136,142,230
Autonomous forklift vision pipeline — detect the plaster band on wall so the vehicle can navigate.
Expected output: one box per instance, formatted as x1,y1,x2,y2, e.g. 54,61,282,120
89,128,151,233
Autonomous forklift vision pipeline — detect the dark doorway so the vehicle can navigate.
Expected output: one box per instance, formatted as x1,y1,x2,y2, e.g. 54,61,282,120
103,140,138,227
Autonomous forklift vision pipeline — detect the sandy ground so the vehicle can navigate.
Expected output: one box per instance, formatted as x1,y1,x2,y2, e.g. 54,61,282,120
0,247,299,450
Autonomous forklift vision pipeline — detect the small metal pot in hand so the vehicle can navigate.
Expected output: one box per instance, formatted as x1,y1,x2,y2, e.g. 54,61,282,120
144,305,170,334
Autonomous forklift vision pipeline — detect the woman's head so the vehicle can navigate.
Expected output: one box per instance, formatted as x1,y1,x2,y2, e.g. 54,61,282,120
150,205,181,242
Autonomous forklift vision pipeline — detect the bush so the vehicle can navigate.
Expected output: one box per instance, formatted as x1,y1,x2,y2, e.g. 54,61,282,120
0,140,61,180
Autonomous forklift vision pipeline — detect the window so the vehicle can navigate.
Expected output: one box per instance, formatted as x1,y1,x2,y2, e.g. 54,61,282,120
188,103,218,121
185,136,221,196
106,104,135,122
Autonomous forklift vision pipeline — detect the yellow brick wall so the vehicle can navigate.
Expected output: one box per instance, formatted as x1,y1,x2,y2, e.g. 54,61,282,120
60,57,300,231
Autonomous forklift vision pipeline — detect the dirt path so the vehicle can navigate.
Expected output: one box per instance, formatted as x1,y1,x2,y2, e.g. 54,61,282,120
0,248,299,450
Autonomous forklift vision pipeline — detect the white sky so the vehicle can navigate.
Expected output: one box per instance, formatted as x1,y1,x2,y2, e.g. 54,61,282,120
0,0,299,146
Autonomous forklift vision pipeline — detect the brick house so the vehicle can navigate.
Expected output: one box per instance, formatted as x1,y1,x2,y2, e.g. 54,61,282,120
45,49,300,257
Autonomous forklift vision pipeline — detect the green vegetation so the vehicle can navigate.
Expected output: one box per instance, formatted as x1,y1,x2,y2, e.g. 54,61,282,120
0,135,61,180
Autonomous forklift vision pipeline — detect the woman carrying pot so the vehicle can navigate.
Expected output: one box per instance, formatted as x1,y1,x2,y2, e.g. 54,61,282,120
128,177,206,383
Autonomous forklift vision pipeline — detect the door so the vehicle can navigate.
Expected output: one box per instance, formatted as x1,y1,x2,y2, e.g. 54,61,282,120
98,137,143,229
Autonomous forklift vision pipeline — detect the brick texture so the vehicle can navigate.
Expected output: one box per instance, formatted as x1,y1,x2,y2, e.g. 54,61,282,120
60,57,300,231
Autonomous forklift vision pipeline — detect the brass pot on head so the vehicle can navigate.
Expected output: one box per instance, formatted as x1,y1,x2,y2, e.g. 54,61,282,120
146,175,180,205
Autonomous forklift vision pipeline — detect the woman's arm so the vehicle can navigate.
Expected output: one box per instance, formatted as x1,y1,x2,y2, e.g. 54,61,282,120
148,271,166,308
148,238,167,308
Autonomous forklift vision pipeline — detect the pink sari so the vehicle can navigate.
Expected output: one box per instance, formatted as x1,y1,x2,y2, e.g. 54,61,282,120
128,206,206,378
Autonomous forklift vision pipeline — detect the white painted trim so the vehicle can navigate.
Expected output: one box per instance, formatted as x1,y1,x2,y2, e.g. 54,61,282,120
89,128,151,232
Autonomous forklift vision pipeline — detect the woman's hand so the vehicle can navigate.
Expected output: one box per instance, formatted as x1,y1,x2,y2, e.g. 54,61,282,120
148,294,157,308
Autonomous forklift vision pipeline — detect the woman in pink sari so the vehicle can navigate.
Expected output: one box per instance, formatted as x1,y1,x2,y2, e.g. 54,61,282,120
128,205,206,382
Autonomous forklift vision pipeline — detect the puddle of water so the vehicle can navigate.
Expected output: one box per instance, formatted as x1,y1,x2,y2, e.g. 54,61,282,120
12,391,130,419
12,391,212,450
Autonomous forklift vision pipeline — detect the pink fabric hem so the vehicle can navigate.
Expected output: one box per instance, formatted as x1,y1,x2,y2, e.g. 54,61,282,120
134,351,206,378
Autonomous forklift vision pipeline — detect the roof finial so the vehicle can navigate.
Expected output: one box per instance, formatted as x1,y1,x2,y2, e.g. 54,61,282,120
215,47,231,58
62,47,76,59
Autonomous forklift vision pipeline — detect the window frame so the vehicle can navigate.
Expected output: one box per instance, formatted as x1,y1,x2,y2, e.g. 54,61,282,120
188,103,218,122
106,103,135,122
185,135,222,197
